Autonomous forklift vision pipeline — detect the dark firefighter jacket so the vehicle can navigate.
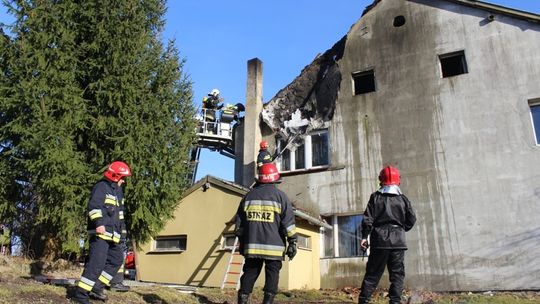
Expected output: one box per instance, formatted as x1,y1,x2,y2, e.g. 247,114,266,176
361,190,416,249
87,179,125,243
235,183,297,260
256,149,272,167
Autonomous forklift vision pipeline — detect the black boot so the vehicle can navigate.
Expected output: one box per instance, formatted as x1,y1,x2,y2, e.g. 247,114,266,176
110,282,130,292
237,292,250,304
70,287,90,304
262,292,275,304
89,288,108,301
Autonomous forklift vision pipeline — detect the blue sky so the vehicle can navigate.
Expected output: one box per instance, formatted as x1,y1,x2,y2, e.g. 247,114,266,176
2,1,540,182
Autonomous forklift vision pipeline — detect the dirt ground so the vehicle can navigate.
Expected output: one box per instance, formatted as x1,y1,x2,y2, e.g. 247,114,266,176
1,255,539,304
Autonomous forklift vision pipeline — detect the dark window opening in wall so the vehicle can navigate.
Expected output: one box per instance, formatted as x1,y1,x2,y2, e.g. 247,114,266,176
353,69,376,95
529,99,540,144
295,143,305,170
312,131,329,167
393,15,406,27
439,51,468,78
280,147,291,171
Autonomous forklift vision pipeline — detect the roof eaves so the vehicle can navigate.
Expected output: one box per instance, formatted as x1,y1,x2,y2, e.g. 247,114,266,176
294,209,332,230
423,0,540,24
182,175,249,199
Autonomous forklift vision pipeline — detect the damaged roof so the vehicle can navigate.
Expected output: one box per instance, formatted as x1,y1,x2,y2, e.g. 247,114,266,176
261,36,346,141
261,0,540,144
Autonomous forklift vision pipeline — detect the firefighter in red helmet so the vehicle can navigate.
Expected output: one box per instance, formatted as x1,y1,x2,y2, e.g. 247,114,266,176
257,140,273,167
235,163,297,304
72,161,131,304
358,166,416,304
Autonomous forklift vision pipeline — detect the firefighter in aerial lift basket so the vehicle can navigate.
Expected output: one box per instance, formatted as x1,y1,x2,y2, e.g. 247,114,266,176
202,88,223,122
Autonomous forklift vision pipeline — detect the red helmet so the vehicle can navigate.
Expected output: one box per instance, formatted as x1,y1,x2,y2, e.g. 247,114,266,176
379,166,400,186
258,163,280,183
260,140,268,150
104,161,132,182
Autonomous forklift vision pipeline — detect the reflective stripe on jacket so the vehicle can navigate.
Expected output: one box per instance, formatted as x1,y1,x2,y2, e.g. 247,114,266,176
87,179,124,244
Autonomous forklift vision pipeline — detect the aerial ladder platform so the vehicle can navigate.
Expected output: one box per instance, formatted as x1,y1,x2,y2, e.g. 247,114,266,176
187,105,243,185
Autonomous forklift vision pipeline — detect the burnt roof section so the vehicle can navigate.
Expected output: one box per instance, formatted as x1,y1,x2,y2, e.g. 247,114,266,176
261,36,346,140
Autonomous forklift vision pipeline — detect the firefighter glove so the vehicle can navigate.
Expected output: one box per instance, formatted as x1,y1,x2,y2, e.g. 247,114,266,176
286,242,297,260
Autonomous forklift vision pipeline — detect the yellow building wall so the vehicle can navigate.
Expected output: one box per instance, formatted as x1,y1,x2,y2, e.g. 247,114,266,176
279,222,321,290
136,180,322,290
137,183,241,287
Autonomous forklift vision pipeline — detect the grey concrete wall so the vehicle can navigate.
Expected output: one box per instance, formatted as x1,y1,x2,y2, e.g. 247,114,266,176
276,0,540,291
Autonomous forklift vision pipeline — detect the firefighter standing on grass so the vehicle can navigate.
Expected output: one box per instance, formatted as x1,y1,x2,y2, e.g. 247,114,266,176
235,163,297,304
358,166,416,304
72,161,131,304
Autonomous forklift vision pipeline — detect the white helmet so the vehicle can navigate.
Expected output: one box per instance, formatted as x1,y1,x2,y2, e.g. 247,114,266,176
210,89,220,97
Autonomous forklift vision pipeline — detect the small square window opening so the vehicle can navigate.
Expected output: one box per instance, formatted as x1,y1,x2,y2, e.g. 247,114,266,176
353,69,376,95
439,51,468,78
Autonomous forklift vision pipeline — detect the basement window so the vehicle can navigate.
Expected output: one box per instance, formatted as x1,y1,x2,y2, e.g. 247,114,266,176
221,234,238,251
153,235,187,252
529,99,540,145
352,69,376,95
297,234,312,250
277,129,330,173
322,214,366,258
439,51,468,78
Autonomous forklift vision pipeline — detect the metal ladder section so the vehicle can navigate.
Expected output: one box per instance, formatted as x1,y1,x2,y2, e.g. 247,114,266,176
220,237,244,290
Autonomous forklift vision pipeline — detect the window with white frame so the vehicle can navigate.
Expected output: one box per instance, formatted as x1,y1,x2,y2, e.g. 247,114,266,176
277,129,330,172
529,99,540,145
322,214,366,258
154,235,187,252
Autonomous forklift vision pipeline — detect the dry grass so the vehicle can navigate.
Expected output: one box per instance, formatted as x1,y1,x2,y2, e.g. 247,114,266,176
0,255,539,303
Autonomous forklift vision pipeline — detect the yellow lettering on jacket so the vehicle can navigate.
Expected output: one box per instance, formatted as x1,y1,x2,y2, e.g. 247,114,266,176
247,211,274,222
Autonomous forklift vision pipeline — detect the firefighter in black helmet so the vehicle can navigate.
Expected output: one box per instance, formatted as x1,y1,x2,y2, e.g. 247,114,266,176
235,163,297,304
72,161,131,304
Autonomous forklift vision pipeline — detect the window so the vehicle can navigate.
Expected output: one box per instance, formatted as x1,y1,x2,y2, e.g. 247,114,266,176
277,129,330,172
529,99,540,145
439,51,468,78
297,234,312,250
311,130,329,167
154,235,187,252
352,69,376,95
322,214,366,258
222,234,238,250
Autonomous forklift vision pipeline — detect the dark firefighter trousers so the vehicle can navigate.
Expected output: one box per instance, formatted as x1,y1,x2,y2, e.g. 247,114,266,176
359,249,405,304
110,242,127,285
239,258,282,294
76,236,123,298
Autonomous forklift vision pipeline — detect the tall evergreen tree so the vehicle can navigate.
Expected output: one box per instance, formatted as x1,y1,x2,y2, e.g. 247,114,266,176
0,0,197,259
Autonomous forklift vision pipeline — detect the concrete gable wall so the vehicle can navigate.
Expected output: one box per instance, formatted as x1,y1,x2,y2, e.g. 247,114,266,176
275,0,540,291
